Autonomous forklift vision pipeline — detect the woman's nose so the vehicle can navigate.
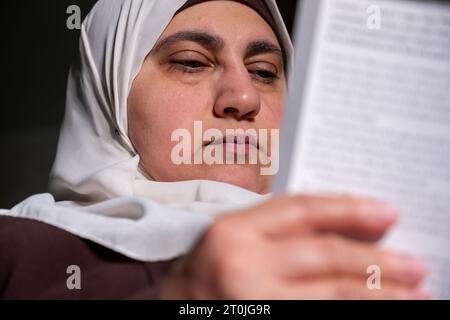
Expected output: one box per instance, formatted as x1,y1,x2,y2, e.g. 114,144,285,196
213,65,261,120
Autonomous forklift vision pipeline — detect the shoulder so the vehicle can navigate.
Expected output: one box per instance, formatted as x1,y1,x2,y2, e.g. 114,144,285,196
0,215,84,252
0,216,165,299
0,215,100,274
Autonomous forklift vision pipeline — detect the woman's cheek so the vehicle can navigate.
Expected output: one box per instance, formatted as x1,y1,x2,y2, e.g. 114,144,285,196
165,88,211,123
260,98,284,129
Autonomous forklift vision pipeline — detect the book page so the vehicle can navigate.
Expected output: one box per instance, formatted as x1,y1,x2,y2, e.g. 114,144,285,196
278,0,450,299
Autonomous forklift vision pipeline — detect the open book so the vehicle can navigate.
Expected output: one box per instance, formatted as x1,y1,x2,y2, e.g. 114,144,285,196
274,0,450,299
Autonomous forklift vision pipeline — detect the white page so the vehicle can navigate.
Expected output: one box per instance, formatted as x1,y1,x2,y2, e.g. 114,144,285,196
276,0,450,299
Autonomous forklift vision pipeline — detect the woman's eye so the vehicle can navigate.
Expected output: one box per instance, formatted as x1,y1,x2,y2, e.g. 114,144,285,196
250,69,278,83
172,60,207,72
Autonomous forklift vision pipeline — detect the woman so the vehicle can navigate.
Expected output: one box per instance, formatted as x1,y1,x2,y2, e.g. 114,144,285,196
0,0,428,299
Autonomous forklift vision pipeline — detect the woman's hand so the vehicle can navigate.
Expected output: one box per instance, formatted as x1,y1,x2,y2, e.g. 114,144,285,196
159,195,428,299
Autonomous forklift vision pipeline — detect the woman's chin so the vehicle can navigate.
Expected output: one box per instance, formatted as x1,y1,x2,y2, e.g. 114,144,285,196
153,164,272,194
198,165,270,194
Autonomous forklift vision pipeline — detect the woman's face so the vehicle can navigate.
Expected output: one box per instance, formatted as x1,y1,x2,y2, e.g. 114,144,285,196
128,1,286,194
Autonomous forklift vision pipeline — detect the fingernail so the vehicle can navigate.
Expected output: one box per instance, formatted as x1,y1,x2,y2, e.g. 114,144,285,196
401,256,427,281
370,202,398,224
410,290,432,300
408,257,427,276
380,203,398,218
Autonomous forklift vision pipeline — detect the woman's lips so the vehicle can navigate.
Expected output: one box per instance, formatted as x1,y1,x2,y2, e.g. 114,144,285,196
223,141,253,155
207,134,259,155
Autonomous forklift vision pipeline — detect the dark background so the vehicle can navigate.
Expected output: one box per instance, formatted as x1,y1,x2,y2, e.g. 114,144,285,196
0,0,299,208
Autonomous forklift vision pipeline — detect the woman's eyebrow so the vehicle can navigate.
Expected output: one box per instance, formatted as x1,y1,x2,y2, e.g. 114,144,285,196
152,31,284,67
152,31,225,53
245,40,284,64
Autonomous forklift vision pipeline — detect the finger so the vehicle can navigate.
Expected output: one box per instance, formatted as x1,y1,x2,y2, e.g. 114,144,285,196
272,235,427,286
247,194,398,241
277,277,431,300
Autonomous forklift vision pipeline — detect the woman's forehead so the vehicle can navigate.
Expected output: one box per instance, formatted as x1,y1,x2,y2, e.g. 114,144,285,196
177,0,279,35
162,1,280,46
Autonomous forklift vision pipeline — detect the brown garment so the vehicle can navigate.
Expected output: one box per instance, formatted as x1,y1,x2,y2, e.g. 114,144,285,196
0,216,177,299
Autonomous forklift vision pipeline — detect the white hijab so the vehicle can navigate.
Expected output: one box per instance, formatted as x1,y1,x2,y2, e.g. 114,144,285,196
0,0,293,261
